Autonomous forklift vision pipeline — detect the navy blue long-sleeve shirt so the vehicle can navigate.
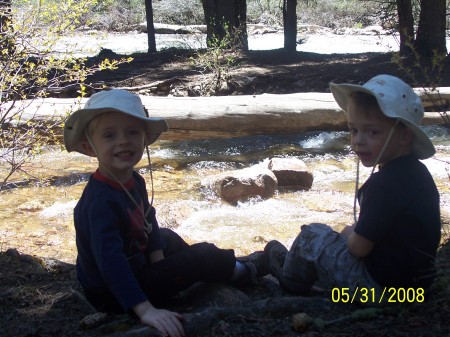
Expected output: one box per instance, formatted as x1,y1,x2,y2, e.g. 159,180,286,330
74,169,163,311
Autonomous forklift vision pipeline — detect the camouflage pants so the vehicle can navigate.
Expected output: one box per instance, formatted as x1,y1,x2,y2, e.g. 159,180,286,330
281,223,384,305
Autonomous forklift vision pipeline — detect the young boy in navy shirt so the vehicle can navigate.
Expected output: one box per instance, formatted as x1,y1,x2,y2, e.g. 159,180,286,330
264,75,441,304
64,89,266,337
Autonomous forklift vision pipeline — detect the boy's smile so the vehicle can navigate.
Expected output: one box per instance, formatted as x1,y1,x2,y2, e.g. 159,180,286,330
84,111,147,182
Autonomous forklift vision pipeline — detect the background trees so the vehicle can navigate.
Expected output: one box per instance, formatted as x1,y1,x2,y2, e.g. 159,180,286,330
152,0,448,59
200,0,248,50
392,0,448,58
73,0,448,59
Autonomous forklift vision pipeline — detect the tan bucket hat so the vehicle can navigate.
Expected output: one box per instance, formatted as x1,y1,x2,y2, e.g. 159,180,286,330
63,89,168,156
329,74,435,159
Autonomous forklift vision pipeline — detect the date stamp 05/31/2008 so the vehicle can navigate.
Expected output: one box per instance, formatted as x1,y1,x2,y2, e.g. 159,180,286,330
331,287,425,304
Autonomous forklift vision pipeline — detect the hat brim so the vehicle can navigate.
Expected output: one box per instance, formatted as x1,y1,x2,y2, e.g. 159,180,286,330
63,107,168,156
329,82,435,160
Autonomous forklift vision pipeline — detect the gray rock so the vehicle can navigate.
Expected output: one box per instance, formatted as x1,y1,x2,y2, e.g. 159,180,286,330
268,157,313,190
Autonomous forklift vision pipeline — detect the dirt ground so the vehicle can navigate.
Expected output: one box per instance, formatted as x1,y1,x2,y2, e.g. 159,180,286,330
2,49,450,337
2,238,450,337
83,48,450,97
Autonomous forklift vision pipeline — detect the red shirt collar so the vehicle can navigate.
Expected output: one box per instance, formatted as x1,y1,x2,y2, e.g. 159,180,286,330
93,169,135,191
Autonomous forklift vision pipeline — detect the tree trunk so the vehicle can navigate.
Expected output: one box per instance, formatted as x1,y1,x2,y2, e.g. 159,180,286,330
144,0,156,52
201,0,248,50
283,0,297,53
415,0,447,58
236,0,248,50
396,0,414,57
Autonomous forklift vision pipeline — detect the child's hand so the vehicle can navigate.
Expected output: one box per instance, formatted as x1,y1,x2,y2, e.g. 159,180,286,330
134,301,185,337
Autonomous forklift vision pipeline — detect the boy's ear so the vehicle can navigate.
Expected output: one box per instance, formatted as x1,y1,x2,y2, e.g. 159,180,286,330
80,141,96,156
400,125,414,145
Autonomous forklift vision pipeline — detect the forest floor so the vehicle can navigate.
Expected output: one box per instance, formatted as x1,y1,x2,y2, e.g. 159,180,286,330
2,45,450,337
83,47,450,97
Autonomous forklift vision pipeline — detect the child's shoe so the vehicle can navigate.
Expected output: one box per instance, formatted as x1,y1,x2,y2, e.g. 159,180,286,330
234,251,270,285
265,239,317,293
263,240,288,281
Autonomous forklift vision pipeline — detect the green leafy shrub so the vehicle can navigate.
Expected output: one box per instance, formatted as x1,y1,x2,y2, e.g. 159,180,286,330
392,40,449,127
0,0,131,190
189,22,239,95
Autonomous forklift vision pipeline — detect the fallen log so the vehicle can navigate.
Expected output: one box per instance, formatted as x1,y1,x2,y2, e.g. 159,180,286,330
5,90,449,142
116,77,188,92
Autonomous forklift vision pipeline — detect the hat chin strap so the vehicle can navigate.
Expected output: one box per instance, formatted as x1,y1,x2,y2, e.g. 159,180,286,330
370,119,400,174
352,120,399,224
84,129,154,231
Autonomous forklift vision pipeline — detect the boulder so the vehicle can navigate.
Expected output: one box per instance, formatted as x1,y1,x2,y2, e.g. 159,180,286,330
202,167,278,205
268,157,314,190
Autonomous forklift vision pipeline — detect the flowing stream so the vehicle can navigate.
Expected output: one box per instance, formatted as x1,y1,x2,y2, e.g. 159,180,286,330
1,126,449,263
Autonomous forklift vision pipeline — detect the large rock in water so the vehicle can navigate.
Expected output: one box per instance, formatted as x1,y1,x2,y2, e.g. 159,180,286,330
201,158,314,204
202,167,278,205
268,157,313,190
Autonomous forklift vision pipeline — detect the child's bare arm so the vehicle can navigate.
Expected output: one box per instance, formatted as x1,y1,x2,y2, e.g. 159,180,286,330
340,223,355,238
346,231,374,257
133,300,185,337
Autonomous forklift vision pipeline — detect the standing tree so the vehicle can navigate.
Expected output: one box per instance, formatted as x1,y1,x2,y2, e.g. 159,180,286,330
396,0,414,56
144,0,156,52
283,0,297,52
201,0,248,50
415,0,447,58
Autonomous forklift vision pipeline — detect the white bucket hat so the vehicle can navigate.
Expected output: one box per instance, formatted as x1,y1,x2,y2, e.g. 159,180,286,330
64,89,168,156
329,74,435,160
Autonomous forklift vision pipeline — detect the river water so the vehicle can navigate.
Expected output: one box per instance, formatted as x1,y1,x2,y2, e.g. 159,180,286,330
1,126,449,263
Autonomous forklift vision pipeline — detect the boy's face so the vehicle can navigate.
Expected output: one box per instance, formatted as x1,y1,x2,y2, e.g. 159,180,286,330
347,100,413,167
83,111,146,182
